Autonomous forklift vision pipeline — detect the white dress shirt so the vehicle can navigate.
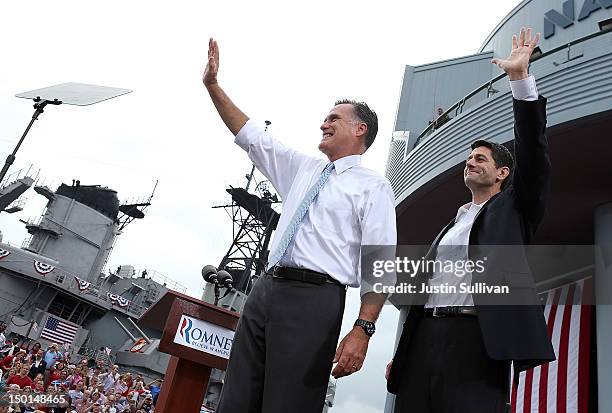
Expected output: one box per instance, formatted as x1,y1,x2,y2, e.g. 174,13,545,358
425,201,484,307
425,76,539,307
235,121,397,288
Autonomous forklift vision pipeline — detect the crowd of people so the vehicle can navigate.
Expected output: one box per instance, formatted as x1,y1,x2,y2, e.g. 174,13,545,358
0,335,161,413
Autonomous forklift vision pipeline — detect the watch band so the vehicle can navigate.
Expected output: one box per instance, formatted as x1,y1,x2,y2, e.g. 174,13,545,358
354,319,375,337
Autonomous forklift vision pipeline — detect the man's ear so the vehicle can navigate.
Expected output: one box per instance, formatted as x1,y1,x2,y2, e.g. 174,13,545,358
355,122,368,139
496,166,510,183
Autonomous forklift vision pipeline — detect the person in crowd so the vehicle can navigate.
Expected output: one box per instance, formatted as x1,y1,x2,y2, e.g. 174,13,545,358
74,388,92,412
26,342,42,362
67,365,85,389
0,349,24,374
7,365,34,389
146,379,161,406
69,381,86,404
137,394,153,413
33,378,45,393
46,361,65,387
43,344,62,371
88,361,104,379
1,338,21,357
28,349,47,379
101,365,119,393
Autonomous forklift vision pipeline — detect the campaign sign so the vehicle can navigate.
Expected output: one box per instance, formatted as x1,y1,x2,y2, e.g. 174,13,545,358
173,314,234,359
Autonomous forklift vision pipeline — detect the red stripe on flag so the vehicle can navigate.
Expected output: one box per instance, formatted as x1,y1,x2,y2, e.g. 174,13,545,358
523,368,534,413
578,279,593,413
539,288,562,413
556,284,576,413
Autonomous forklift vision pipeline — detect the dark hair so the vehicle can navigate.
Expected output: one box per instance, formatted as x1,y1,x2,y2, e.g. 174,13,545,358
471,140,514,190
334,99,378,149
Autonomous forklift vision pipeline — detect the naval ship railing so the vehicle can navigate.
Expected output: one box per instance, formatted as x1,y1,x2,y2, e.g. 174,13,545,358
0,244,148,317
412,27,612,148
43,267,149,316
0,164,40,190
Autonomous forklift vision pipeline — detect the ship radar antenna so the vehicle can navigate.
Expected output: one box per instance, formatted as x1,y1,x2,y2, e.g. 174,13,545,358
208,120,281,300
117,179,158,231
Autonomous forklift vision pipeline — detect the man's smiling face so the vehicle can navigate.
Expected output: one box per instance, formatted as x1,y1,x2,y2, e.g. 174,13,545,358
319,103,361,161
464,146,503,190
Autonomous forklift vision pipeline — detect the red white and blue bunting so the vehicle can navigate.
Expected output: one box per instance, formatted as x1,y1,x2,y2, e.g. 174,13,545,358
0,248,10,260
74,276,91,291
34,260,55,275
107,293,130,308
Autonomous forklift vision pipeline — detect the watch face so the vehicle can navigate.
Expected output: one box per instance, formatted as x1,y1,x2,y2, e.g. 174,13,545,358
356,319,375,336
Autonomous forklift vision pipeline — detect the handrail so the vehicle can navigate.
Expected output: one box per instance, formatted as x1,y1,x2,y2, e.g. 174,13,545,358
0,245,146,317
413,27,612,147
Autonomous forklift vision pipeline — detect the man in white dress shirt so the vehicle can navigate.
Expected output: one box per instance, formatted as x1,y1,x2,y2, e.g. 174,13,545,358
386,28,556,412
202,39,396,413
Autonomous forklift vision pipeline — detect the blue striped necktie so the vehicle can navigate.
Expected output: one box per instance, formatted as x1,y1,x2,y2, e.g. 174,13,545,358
267,162,335,270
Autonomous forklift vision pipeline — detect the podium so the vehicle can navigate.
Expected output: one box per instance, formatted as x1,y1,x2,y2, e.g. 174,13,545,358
139,290,240,412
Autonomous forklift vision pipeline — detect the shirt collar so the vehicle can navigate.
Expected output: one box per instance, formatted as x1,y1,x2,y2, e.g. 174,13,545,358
455,201,486,222
332,155,361,174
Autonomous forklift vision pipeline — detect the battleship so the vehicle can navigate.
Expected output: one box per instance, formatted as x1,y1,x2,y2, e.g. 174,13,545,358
0,160,337,411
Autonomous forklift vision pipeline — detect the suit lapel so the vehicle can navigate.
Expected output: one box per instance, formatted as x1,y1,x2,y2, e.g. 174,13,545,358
425,217,456,260
468,191,502,246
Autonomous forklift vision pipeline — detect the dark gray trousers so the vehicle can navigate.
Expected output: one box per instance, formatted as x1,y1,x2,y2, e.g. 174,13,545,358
217,274,346,413
395,316,510,413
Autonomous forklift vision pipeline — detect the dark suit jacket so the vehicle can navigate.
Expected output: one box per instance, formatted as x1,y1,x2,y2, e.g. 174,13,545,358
387,96,556,394
28,358,47,379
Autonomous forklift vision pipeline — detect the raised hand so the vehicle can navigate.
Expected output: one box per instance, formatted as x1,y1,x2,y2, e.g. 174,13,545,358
491,27,540,81
203,38,219,87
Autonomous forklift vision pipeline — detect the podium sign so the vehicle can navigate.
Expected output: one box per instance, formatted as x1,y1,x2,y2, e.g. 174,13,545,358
139,291,239,412
173,315,234,359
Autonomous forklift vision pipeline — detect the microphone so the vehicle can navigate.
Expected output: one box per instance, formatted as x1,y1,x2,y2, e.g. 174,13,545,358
201,265,219,284
217,270,233,290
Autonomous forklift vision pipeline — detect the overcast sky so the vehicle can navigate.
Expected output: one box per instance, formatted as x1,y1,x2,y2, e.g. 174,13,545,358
1,1,520,411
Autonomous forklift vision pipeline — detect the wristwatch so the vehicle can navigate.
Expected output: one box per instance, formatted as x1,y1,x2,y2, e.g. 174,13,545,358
354,319,375,337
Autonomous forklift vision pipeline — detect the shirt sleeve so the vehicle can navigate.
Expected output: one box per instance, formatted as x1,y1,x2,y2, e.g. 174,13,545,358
235,120,314,200
510,75,538,101
359,180,397,297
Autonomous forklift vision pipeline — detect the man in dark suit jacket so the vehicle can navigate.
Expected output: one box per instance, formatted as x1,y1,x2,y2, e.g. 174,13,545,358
386,28,556,412
28,349,46,379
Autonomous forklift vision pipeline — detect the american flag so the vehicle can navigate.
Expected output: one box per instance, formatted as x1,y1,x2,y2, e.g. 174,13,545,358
510,277,593,413
40,315,79,344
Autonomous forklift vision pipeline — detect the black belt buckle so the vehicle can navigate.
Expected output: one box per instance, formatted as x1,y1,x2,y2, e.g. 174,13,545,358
429,306,476,317
432,307,446,318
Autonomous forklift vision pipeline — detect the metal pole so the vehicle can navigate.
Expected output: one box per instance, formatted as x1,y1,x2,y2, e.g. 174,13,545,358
0,98,61,183
113,316,137,342
126,318,151,343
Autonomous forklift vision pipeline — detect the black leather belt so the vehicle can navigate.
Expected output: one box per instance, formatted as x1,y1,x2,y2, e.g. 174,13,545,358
424,306,477,318
269,266,344,287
